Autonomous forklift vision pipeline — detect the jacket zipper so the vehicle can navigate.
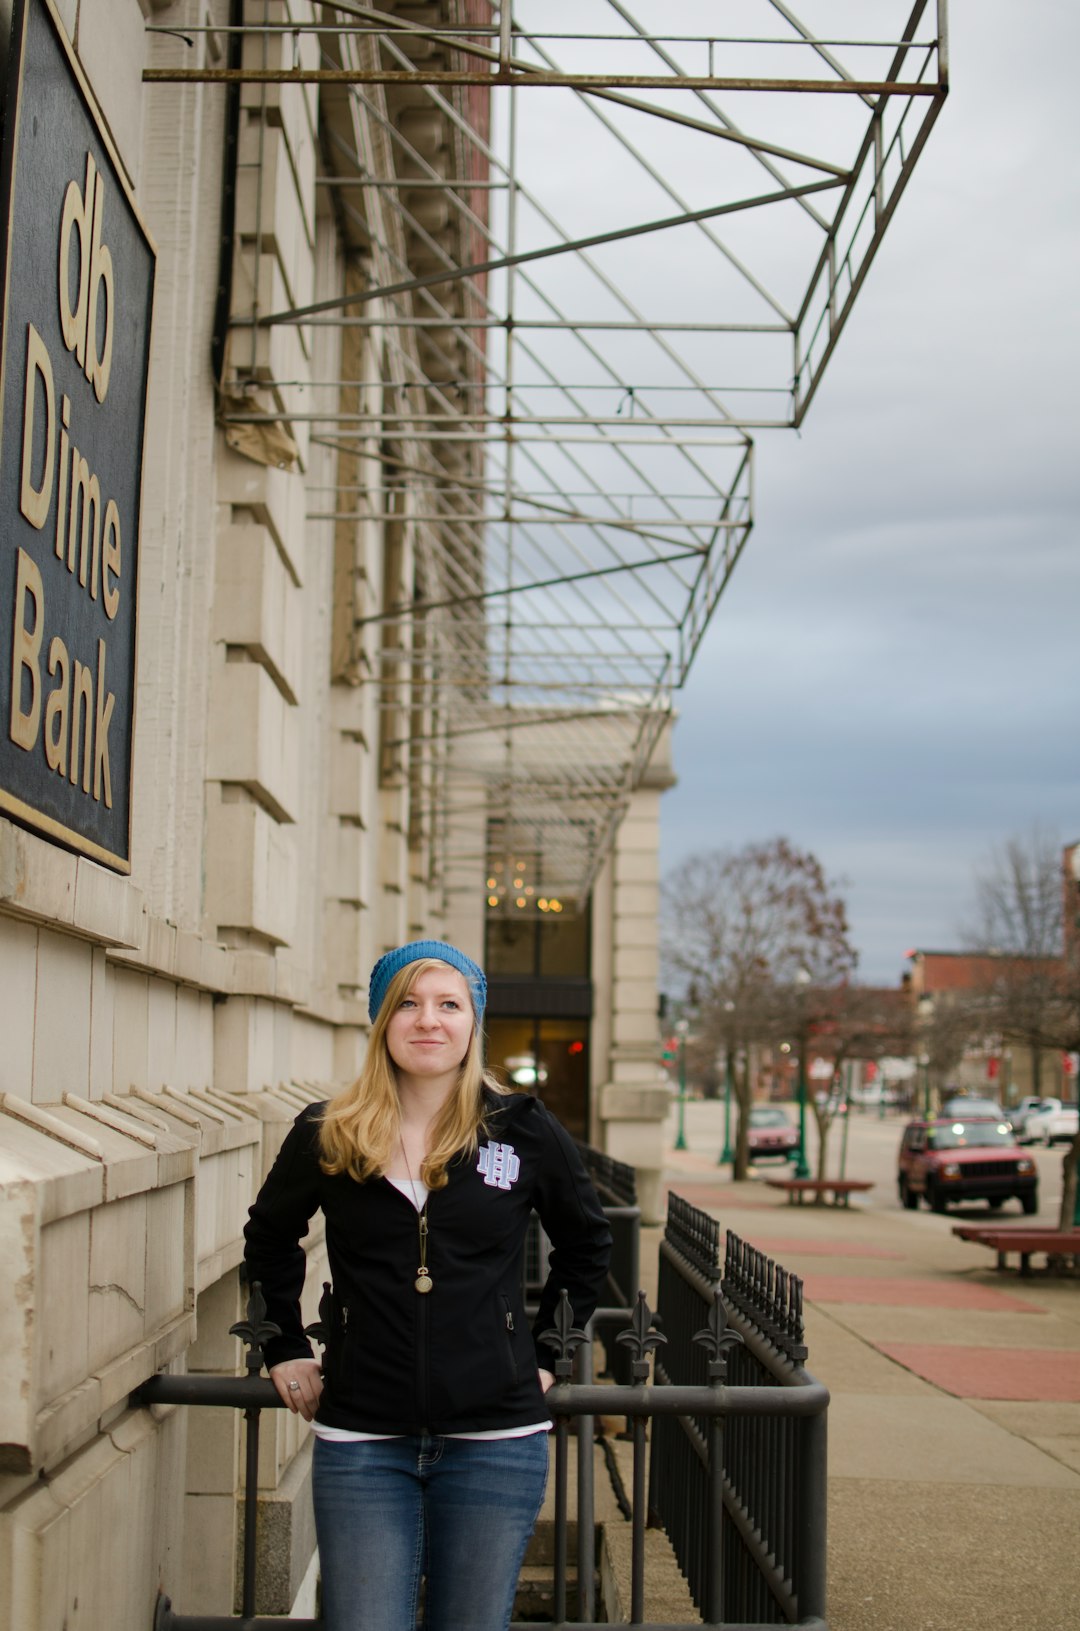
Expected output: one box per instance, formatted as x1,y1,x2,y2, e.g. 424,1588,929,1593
417,1203,431,1426
500,1294,518,1386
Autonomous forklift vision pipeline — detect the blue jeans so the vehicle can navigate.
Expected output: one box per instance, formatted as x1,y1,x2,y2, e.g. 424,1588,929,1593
312,1433,549,1631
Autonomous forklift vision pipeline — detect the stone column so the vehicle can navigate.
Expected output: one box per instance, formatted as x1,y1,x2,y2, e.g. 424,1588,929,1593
593,735,674,1223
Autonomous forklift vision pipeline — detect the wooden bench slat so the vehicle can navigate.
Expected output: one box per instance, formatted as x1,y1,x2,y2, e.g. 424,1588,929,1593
952,1225,1080,1276
952,1227,1080,1246
764,1178,875,1208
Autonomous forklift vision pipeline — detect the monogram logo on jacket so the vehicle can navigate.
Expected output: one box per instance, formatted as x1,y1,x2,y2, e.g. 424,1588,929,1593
477,1142,521,1190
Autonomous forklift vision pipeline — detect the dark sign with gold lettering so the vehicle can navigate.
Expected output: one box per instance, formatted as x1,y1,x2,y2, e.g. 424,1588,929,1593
0,0,154,870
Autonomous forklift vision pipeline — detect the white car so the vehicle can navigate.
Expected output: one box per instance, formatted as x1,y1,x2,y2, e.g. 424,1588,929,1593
1006,1096,1046,1138
1019,1098,1080,1146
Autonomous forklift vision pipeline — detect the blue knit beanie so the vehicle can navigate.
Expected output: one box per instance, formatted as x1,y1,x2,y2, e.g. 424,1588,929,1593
368,940,487,1023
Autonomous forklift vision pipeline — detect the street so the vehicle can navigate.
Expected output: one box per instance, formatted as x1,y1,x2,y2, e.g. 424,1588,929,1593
666,1095,1068,1223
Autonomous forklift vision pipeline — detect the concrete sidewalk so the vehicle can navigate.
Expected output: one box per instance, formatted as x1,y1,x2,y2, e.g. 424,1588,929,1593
656,1143,1080,1631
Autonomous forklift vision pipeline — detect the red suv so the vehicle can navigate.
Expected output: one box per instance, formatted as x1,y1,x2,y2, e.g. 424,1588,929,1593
897,1116,1038,1215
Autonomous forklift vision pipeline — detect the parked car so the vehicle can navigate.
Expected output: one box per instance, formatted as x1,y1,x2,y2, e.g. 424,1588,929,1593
940,1095,1007,1120
1005,1095,1046,1139
897,1115,1038,1214
1018,1098,1080,1146
850,1081,902,1106
747,1105,800,1161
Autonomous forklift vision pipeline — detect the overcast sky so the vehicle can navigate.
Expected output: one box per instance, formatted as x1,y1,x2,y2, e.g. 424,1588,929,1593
658,0,1080,983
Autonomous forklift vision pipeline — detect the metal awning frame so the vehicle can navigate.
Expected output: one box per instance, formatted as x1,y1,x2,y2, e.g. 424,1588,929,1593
188,0,947,912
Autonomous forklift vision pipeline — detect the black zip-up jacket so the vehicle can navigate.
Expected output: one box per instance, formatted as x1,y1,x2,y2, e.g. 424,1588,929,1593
243,1092,613,1434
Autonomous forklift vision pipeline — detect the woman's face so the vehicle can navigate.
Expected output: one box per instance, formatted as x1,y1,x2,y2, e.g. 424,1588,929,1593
385,966,474,1084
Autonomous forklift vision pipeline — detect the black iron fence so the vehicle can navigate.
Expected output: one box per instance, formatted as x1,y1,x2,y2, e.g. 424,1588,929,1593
138,1191,828,1630
650,1199,827,1626
576,1143,639,1299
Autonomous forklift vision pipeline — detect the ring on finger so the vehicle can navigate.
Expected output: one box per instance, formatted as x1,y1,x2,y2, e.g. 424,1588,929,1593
287,1380,301,1392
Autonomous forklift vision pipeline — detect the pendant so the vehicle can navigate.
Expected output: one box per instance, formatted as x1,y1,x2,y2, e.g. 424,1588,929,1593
415,1271,433,1294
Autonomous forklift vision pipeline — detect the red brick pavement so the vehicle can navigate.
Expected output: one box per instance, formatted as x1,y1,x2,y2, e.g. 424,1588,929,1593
661,1184,777,1211
801,1273,1044,1314
659,1160,1080,1409
743,1239,905,1260
876,1343,1080,1401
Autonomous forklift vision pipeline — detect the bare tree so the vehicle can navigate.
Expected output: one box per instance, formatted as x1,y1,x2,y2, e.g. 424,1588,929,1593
663,838,857,1179
799,985,914,1181
962,829,1080,1227
966,826,1063,956
914,994,984,1109
962,826,1065,1096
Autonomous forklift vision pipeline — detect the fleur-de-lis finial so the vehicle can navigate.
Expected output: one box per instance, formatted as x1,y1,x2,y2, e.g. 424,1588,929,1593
303,1282,334,1349
693,1288,745,1381
616,1290,667,1381
537,1288,588,1379
230,1281,282,1373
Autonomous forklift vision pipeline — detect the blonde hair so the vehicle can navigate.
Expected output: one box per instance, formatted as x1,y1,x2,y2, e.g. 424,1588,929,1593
318,958,508,1188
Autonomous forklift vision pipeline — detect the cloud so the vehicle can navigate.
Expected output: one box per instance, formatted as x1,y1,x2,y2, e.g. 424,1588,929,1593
492,4,1078,982
660,3,1080,985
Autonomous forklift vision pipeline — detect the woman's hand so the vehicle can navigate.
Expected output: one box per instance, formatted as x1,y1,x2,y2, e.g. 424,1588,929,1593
538,1367,556,1393
270,1358,324,1421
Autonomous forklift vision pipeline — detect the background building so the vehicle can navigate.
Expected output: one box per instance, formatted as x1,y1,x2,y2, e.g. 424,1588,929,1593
0,5,673,1620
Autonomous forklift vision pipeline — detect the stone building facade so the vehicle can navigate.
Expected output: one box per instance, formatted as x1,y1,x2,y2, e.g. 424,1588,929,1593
0,3,670,1624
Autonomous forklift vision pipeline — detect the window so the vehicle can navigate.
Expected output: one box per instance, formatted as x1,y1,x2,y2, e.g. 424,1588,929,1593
486,907,590,979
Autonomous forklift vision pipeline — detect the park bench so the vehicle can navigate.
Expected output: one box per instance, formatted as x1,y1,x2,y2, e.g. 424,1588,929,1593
951,1225,1080,1277
764,1177,875,1209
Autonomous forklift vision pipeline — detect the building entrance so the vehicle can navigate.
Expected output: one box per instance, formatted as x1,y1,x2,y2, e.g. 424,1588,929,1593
486,1017,590,1142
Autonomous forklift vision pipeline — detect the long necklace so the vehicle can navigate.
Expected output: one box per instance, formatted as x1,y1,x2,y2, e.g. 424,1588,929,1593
400,1138,433,1294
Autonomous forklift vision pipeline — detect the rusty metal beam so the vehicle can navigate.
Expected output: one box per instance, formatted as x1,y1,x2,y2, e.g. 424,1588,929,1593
239,176,845,328
144,66,941,92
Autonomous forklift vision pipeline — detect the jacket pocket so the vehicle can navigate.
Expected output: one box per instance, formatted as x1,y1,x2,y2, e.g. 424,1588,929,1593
500,1295,521,1386
319,1293,355,1402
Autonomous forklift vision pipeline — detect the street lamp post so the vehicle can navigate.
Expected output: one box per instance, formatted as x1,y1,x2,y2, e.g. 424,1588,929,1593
674,1017,690,1152
793,969,811,1179
718,1000,735,1166
794,1039,812,1179
838,1067,852,1178
1070,846,1080,1226
916,995,934,1118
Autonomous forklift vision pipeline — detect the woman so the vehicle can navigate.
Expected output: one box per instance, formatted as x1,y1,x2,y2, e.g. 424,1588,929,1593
244,938,612,1631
